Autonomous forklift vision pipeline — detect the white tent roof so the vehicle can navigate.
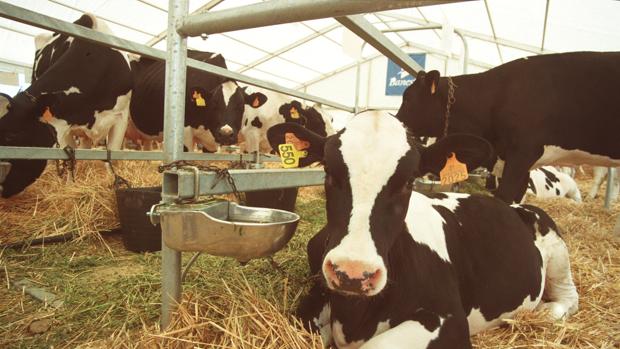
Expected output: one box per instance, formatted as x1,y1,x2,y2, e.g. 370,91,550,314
1,0,619,96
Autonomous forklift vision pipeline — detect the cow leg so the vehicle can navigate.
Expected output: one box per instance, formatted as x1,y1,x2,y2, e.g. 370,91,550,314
183,126,195,152
360,315,471,349
495,151,541,203
295,283,331,346
537,231,579,320
588,167,607,200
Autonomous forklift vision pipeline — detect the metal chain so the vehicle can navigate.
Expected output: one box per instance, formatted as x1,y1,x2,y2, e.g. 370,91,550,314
158,160,244,203
55,146,76,179
443,76,458,137
106,150,131,189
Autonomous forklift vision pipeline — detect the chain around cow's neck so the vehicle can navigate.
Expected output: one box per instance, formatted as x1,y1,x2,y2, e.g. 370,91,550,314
443,76,457,137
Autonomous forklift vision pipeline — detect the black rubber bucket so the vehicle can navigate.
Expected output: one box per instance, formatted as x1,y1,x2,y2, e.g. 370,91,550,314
115,186,162,252
244,188,299,212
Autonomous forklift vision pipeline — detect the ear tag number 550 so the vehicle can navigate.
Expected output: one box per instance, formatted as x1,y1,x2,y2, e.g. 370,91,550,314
278,143,307,168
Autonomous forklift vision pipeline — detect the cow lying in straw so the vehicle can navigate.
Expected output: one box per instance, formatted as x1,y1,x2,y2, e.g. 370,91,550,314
268,111,578,349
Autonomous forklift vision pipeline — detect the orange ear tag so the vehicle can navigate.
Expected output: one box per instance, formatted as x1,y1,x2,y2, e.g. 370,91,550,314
279,132,309,168
431,81,437,95
439,152,468,185
252,96,260,108
41,107,54,123
290,106,300,119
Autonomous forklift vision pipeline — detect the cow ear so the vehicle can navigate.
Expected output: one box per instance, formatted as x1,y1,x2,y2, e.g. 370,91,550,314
245,92,268,108
267,122,326,167
0,93,13,117
425,70,440,95
419,133,492,176
74,14,95,29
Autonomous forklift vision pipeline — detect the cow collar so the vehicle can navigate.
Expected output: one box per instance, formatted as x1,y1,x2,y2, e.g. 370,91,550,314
442,76,457,137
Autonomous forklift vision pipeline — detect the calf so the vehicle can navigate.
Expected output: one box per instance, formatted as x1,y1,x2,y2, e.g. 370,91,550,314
0,14,132,198
214,86,335,153
396,52,620,203
268,111,578,349
588,166,619,203
128,51,243,152
489,166,582,203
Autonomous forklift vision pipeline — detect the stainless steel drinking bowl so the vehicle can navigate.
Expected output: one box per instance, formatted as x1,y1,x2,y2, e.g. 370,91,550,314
150,200,300,262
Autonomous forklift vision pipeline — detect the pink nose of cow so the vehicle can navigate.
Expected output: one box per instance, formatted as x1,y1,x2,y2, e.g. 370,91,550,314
324,260,382,295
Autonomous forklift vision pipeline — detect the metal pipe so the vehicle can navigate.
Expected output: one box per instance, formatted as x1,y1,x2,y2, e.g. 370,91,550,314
0,147,279,162
604,167,616,210
338,15,423,77
380,12,553,56
382,24,442,33
160,0,188,330
541,0,550,52
177,0,461,37
483,0,503,63
453,29,469,74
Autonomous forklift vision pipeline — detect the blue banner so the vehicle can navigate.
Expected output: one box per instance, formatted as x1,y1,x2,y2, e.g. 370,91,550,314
385,53,426,96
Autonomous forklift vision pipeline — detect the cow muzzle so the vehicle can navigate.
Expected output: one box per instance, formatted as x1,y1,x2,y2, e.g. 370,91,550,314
323,259,385,296
217,124,236,145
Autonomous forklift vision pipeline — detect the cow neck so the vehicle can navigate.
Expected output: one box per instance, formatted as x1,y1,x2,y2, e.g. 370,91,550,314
442,76,457,138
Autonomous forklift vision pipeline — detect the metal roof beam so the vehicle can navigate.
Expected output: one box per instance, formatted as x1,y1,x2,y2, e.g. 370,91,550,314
380,12,553,55
146,0,224,46
238,22,340,73
178,0,462,37
337,14,423,77
0,1,353,111
541,0,550,52
47,0,158,38
483,0,503,63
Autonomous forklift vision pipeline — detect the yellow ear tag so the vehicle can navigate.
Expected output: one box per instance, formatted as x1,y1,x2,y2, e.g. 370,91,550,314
290,106,300,119
252,96,260,108
278,143,308,168
193,91,206,107
439,152,468,185
278,132,309,168
41,107,54,123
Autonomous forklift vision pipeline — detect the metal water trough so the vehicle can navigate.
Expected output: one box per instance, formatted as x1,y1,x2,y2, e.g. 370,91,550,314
148,200,299,262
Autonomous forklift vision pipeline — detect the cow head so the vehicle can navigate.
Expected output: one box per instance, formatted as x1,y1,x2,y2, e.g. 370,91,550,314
268,111,491,297
211,83,267,145
395,70,445,137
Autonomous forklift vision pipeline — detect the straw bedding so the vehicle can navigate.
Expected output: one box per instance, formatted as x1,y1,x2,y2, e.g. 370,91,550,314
1,163,619,348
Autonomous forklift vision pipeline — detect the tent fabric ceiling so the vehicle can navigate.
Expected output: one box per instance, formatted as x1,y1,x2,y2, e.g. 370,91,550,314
0,0,619,92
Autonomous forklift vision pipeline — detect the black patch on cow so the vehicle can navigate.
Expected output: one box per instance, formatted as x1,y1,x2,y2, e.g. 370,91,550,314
130,50,229,137
424,192,449,200
528,177,537,194
244,118,248,126
303,107,328,137
555,188,560,196
545,184,550,190
512,204,560,238
251,116,262,128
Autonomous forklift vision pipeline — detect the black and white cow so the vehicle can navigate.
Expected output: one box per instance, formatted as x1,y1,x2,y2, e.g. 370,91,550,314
588,166,618,203
396,52,620,203
0,14,132,198
236,87,335,153
128,51,244,152
488,166,582,203
268,111,578,349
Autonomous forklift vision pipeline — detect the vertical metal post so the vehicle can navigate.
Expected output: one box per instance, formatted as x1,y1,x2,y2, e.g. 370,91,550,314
161,0,188,330
354,42,368,114
604,167,616,209
454,29,469,74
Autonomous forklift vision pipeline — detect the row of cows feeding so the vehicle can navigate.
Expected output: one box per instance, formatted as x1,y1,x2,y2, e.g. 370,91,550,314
0,13,619,349
0,14,335,198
